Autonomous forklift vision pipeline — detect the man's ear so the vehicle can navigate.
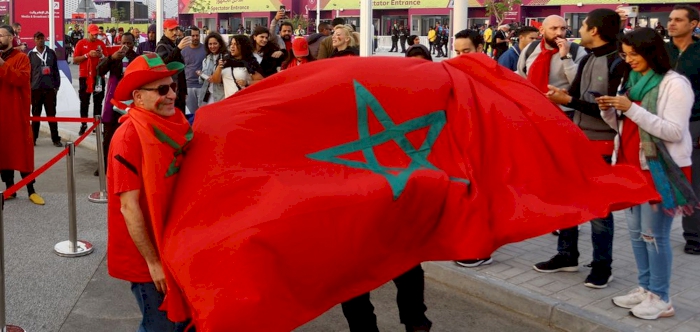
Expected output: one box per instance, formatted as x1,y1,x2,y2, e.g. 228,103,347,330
590,26,598,37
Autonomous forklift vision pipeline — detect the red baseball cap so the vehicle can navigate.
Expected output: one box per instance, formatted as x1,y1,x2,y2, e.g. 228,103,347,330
164,19,180,30
87,24,100,35
292,37,309,57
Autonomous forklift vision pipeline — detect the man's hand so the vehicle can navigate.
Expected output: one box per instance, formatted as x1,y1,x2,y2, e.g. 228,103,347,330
546,85,572,105
616,6,629,28
556,37,570,58
177,36,192,50
88,50,100,58
147,260,167,293
271,51,283,58
111,50,125,60
275,10,285,21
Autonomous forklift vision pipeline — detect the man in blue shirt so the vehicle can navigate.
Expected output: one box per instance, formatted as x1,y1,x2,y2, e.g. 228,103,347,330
498,26,539,71
181,26,206,114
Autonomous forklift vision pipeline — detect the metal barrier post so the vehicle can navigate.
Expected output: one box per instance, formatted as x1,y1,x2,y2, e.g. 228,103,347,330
54,143,94,257
0,193,27,332
88,115,108,203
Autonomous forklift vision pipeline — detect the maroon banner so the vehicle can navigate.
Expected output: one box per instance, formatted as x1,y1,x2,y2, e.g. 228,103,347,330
0,0,9,16
13,0,65,50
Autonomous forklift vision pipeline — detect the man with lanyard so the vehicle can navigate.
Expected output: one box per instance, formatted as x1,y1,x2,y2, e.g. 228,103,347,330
107,53,191,332
498,26,538,71
0,25,45,205
74,24,107,135
538,9,627,289
665,5,700,255
28,31,62,147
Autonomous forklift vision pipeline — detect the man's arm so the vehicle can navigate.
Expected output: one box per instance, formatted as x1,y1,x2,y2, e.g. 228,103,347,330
119,189,167,292
317,37,333,59
0,53,31,87
156,43,182,64
51,50,61,89
563,43,586,84
515,44,529,78
269,11,284,39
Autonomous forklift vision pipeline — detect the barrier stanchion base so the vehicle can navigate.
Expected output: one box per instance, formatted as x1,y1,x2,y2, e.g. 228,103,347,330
5,325,26,332
87,191,108,204
54,240,94,257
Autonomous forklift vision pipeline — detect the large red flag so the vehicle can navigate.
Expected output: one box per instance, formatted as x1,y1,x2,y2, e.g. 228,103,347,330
161,54,658,331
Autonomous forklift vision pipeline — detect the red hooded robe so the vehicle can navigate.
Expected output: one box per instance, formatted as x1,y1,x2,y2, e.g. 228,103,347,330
0,48,33,173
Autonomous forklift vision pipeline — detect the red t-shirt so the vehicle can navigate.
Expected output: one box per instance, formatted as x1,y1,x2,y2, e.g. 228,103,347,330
74,39,107,78
106,120,154,283
618,117,691,191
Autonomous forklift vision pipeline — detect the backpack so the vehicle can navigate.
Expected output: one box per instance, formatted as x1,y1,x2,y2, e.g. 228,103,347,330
522,40,582,74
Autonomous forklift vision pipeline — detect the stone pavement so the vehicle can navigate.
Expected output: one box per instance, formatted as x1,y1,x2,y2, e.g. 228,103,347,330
30,51,700,331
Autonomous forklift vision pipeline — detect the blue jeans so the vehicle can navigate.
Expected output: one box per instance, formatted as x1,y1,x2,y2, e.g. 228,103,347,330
130,282,190,332
186,87,202,115
625,203,674,302
557,214,614,264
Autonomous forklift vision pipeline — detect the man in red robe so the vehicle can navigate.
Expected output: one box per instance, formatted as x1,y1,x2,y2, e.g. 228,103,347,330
0,25,43,205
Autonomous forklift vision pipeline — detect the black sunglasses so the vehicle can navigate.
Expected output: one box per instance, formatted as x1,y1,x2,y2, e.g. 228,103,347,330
139,82,177,96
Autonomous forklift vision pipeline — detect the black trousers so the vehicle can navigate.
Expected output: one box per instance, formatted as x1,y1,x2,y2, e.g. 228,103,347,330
79,77,104,126
1,170,35,190
390,37,399,52
400,37,407,52
102,114,123,169
341,265,431,332
31,88,60,143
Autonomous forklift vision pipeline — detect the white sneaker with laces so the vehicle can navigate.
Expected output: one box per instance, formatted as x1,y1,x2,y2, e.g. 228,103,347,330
631,292,675,320
612,287,648,309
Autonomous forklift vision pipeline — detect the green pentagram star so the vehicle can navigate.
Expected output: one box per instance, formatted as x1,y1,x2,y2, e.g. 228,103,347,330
307,80,469,200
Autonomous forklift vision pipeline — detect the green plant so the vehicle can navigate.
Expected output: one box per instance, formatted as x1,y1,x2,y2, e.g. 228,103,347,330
111,6,126,26
190,0,212,14
484,0,522,26
286,14,309,30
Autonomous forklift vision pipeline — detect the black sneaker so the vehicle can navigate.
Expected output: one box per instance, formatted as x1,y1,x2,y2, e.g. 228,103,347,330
684,241,700,255
584,272,614,289
533,254,578,273
455,257,493,268
78,124,88,135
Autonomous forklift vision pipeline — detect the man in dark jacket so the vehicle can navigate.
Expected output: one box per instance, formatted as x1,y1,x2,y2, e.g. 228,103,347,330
666,5,700,255
389,24,399,52
537,9,627,289
137,24,157,55
399,25,409,53
156,19,190,115
306,22,331,59
28,31,62,147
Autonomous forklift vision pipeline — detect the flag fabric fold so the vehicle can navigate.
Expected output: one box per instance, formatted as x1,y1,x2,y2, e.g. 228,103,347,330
161,54,658,331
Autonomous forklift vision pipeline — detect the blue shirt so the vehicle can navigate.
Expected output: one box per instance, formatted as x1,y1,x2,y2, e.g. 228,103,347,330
497,44,521,72
181,44,207,89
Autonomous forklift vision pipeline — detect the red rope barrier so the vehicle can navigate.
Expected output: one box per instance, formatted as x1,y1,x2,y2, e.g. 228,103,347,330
2,122,100,199
29,116,99,123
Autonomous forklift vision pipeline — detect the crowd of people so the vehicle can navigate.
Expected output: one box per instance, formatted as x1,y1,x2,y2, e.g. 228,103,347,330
1,3,699,331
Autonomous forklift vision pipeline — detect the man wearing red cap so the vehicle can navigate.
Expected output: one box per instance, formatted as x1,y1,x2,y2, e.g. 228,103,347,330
107,53,191,331
156,19,190,115
74,24,107,135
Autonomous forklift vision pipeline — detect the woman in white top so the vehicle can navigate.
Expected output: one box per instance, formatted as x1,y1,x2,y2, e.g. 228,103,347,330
197,32,227,106
221,35,264,98
597,28,695,321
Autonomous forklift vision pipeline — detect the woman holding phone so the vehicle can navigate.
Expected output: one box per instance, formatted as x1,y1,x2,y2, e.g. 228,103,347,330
198,32,227,106
598,28,695,320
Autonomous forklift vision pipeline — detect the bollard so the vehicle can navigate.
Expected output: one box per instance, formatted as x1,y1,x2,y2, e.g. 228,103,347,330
55,143,94,257
88,115,108,204
0,193,27,332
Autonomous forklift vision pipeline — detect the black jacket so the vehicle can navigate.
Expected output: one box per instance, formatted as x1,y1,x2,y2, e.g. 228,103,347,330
666,37,700,121
258,50,287,78
156,36,187,96
28,47,60,90
96,50,138,79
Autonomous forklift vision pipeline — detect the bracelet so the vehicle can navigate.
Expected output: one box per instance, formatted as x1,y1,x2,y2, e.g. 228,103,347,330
85,54,89,59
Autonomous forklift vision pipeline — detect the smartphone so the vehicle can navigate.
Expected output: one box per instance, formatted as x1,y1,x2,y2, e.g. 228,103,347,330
120,44,129,53
588,91,603,98
280,5,286,11
184,29,192,37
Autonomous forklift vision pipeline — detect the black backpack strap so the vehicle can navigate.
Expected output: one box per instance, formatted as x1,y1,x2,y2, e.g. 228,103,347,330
569,42,580,61
522,40,540,75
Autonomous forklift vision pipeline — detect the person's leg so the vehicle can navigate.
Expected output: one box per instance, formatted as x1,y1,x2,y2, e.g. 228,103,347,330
78,77,90,127
186,88,199,115
341,293,379,332
640,203,674,302
1,170,15,190
556,226,580,261
627,205,650,291
92,80,105,118
130,282,182,332
394,265,432,331
19,172,36,196
683,121,700,252
45,88,60,143
31,89,43,143
590,214,614,265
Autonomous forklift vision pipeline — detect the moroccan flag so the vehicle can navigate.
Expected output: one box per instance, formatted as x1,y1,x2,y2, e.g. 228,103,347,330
161,55,658,331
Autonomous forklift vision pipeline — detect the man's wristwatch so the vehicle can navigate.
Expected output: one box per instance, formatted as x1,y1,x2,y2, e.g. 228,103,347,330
561,54,572,60
85,54,89,59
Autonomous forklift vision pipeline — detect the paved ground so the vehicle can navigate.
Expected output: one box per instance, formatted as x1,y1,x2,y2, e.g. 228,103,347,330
13,50,698,331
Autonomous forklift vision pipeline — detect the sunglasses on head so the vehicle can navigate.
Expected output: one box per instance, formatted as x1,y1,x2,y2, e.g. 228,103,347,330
139,82,177,96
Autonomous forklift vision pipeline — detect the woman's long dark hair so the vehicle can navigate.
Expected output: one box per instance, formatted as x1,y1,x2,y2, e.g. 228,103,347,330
250,26,280,56
204,32,227,56
619,27,671,75
230,34,255,61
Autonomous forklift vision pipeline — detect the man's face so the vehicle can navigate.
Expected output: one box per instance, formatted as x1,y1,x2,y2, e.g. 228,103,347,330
191,30,200,46
668,9,698,38
135,77,177,117
121,35,135,51
280,25,293,41
0,28,13,50
87,32,97,42
454,38,482,55
519,31,538,49
132,28,140,36
164,27,178,41
148,31,156,41
15,26,21,34
321,26,331,36
578,19,594,47
99,28,104,34
34,36,45,49
541,17,567,47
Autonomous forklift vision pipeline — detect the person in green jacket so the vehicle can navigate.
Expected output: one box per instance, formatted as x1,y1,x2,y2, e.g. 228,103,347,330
666,4,700,255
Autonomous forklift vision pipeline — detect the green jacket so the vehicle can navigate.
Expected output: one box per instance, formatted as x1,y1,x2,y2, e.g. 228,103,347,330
666,36,700,121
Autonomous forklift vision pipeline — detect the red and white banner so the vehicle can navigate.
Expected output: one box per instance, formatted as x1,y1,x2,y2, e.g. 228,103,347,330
13,0,65,50
0,0,9,16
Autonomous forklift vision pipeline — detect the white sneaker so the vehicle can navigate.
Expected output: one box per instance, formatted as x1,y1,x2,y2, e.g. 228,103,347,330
612,287,648,309
631,292,675,320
